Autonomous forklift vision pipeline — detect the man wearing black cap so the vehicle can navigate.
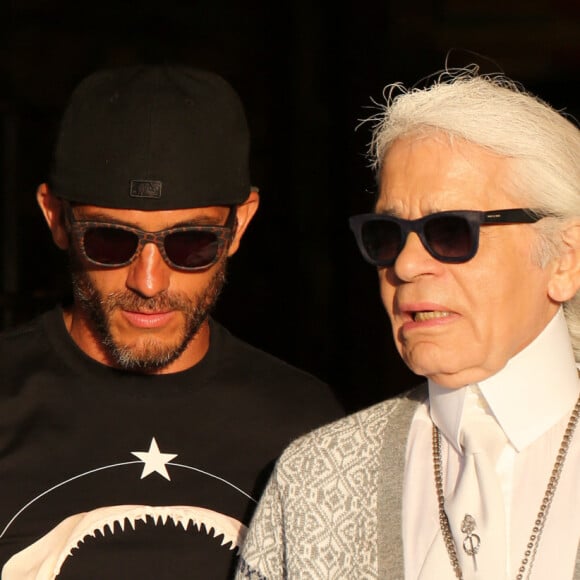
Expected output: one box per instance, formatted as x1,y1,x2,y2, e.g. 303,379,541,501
0,65,344,578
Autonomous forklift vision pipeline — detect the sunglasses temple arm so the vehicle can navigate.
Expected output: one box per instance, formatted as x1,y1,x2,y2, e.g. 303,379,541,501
483,209,540,224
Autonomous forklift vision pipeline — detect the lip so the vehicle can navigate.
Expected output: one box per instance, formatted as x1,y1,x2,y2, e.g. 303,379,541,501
122,310,175,329
398,301,459,331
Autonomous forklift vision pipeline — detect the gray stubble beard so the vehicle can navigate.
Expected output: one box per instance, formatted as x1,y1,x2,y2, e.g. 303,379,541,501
70,257,227,373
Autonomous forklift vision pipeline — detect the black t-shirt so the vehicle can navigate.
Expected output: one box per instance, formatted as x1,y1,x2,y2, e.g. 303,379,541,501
0,307,344,579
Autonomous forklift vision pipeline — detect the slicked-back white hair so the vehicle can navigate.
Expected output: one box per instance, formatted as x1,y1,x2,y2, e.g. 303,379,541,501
364,65,580,359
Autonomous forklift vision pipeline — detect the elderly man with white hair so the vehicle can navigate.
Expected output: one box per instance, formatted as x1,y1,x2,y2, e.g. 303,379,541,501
236,66,580,580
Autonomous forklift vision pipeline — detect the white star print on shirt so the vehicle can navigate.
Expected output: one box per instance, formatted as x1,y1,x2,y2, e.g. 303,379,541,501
131,437,178,481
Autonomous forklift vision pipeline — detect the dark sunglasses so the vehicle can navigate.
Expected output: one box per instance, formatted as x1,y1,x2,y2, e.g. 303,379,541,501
349,208,541,267
66,206,237,271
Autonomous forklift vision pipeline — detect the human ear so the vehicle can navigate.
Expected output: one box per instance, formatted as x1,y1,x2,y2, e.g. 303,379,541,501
547,221,580,302
227,189,260,256
36,183,70,250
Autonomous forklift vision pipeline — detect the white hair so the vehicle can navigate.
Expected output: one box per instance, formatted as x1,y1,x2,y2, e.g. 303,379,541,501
363,65,580,359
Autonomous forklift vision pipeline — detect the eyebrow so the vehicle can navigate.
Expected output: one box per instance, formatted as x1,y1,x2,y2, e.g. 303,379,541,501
373,208,400,217
71,212,227,229
373,206,450,218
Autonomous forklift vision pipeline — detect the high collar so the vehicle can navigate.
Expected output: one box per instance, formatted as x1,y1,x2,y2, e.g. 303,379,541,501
429,307,579,453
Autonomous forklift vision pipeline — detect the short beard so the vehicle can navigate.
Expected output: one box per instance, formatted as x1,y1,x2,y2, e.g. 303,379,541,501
70,254,227,373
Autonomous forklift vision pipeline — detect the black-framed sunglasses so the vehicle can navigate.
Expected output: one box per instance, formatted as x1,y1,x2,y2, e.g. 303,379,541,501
65,205,237,271
349,208,542,267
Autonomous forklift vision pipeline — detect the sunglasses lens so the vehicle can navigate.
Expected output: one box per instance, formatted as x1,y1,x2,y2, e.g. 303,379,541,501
361,219,402,265
83,227,139,265
164,231,220,269
424,215,474,260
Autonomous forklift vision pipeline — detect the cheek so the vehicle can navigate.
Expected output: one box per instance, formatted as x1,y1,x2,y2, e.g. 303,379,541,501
462,254,550,347
458,262,514,328
82,268,132,297
379,277,396,318
378,278,404,351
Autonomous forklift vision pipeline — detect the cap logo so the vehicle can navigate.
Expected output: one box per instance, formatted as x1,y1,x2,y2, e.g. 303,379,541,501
129,179,162,199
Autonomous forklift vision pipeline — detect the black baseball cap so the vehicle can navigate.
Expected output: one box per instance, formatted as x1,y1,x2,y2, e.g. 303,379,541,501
49,65,252,210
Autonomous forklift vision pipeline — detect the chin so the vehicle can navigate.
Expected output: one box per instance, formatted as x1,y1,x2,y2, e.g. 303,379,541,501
132,336,184,358
402,353,465,385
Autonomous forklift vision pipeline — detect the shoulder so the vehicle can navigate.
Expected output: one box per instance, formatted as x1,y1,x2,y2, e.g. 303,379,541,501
276,385,427,470
0,309,60,385
208,317,321,379
208,317,338,395
256,385,426,511
0,310,50,356
296,384,427,441
0,315,41,342
206,317,345,425
0,313,51,392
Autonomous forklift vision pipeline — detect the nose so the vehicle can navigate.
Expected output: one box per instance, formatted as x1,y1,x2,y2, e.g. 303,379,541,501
125,242,171,297
391,231,440,281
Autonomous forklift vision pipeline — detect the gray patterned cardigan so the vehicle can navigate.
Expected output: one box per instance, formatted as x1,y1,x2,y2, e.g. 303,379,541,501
236,386,580,579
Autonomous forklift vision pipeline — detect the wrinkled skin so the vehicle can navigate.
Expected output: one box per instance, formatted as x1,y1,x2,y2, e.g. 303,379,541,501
376,133,580,388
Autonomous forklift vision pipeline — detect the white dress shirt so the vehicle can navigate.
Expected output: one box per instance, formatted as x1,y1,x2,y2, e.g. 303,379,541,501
403,307,580,579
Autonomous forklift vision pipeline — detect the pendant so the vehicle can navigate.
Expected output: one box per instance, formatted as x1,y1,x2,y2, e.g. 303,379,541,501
461,514,481,570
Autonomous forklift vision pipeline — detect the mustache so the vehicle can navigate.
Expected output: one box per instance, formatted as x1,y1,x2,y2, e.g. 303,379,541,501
101,291,191,314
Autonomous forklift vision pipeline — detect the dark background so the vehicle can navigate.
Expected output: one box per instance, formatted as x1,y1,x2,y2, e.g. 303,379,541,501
1,0,578,412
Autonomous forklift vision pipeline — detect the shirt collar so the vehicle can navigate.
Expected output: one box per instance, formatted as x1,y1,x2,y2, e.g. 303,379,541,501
429,307,579,453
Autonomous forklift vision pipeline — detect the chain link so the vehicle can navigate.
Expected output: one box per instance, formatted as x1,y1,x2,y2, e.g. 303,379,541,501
432,391,580,580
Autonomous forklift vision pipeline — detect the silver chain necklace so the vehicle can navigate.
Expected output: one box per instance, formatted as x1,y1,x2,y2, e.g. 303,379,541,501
432,390,580,580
